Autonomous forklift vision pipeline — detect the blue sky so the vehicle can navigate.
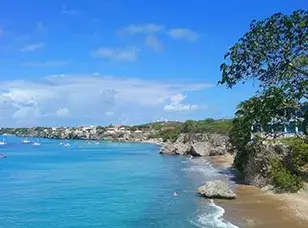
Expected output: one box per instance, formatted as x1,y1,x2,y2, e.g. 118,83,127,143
0,0,306,127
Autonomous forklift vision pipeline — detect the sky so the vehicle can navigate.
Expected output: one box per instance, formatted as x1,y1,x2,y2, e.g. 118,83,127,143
0,0,307,127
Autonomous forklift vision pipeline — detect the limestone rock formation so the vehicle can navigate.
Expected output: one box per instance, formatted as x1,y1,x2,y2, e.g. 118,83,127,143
197,180,236,199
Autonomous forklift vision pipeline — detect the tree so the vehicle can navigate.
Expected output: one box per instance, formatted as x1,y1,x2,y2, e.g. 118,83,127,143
180,120,196,133
220,10,308,134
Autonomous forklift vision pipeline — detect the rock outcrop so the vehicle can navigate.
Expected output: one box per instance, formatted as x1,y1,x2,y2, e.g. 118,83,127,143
197,180,236,199
159,133,230,157
239,141,291,188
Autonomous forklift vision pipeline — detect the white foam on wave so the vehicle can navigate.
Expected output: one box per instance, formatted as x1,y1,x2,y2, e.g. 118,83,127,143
190,200,239,228
181,159,219,177
182,158,239,227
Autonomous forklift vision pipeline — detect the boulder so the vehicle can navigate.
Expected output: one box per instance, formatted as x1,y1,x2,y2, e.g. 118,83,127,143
189,142,210,156
197,180,236,199
159,143,191,155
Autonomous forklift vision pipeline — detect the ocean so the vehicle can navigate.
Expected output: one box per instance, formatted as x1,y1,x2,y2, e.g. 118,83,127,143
0,136,237,228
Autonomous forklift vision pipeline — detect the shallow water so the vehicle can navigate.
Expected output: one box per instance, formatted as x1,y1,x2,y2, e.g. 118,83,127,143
0,136,237,228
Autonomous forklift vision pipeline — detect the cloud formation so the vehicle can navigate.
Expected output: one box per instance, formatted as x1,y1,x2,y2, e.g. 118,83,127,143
164,93,198,111
21,43,45,52
94,47,138,62
0,75,212,126
145,35,163,52
119,23,164,35
167,28,199,42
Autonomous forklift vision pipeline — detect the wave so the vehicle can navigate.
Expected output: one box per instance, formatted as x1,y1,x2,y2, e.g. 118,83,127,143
182,158,239,227
181,160,219,178
190,200,239,228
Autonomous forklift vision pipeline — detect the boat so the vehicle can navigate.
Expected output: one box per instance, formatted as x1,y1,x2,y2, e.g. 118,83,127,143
64,143,71,147
32,139,41,146
33,142,41,146
0,138,7,146
21,138,31,144
0,154,7,158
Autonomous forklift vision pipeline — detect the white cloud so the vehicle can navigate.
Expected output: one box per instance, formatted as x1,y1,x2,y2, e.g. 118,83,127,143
164,93,199,111
120,24,164,35
94,47,138,62
21,43,45,52
145,35,163,52
56,108,70,117
22,61,70,67
167,28,199,42
0,75,212,126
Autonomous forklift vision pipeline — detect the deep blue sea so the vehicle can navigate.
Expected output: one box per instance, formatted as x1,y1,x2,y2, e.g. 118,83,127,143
0,136,237,228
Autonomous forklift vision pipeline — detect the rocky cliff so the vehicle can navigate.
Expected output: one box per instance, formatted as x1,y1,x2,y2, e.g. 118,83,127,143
159,133,230,157
235,139,308,191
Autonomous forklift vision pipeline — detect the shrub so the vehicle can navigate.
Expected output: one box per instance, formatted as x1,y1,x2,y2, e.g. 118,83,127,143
289,138,308,173
269,158,303,193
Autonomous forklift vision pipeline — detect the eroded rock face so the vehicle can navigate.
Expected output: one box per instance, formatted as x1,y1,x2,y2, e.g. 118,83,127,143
159,133,230,157
159,143,191,155
197,180,236,199
242,141,291,188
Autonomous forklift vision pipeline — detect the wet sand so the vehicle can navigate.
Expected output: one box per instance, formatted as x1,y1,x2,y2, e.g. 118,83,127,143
208,155,308,228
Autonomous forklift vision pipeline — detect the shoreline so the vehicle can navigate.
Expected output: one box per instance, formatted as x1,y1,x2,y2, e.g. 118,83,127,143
5,134,308,227
208,155,308,227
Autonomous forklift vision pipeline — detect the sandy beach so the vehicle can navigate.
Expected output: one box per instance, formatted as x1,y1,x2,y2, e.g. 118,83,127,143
208,155,308,228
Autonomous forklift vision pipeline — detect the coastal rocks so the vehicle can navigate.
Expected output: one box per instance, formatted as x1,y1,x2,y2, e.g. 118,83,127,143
241,141,291,188
189,142,210,156
159,143,191,155
197,180,236,199
159,133,230,157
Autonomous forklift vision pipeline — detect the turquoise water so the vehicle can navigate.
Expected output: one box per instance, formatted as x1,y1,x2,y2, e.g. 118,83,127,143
0,136,237,228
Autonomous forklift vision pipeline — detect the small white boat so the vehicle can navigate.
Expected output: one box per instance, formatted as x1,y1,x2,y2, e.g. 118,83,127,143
64,143,71,147
21,138,31,144
0,138,7,146
32,139,41,146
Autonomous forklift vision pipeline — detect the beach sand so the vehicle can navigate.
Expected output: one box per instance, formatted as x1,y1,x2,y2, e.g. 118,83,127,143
208,155,308,228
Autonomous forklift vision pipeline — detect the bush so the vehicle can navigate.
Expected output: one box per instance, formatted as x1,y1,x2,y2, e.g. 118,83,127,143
158,129,180,142
179,119,233,134
289,138,308,173
269,158,303,193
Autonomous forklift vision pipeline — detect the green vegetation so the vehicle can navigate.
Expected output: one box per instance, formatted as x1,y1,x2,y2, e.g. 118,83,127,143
220,9,308,135
269,158,303,193
150,119,233,142
154,129,181,143
219,10,308,192
281,138,308,173
180,119,232,134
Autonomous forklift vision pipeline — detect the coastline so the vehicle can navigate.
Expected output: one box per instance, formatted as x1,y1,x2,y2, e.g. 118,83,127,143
4,133,308,227
208,155,308,227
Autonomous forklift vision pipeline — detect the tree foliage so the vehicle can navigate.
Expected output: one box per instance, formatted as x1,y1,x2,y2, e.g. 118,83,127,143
220,10,308,135
220,10,308,100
